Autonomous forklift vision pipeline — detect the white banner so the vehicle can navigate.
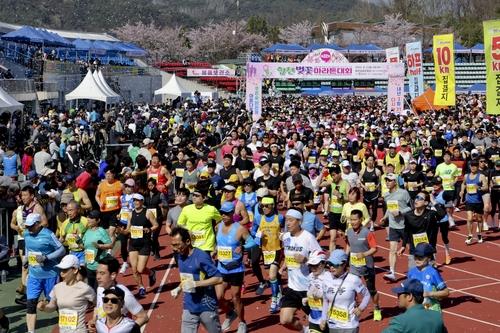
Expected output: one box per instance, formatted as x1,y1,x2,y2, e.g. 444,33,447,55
187,68,235,77
387,63,405,114
405,42,424,99
386,47,400,63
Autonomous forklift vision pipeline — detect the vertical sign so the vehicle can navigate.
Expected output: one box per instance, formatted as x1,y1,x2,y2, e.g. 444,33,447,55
484,20,500,114
386,47,400,63
387,62,405,114
406,41,424,99
433,34,456,106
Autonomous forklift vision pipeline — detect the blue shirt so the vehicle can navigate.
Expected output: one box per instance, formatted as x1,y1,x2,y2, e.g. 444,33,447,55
176,248,221,313
301,211,323,237
408,264,447,311
24,228,63,279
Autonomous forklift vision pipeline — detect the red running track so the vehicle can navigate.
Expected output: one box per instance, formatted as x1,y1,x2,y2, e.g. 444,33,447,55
86,209,500,333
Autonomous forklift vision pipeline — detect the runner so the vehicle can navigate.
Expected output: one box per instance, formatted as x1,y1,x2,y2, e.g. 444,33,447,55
251,196,284,312
95,166,122,232
290,198,325,240
95,286,141,333
319,250,370,333
23,213,65,333
124,193,158,297
359,155,382,231
435,151,460,228
461,160,488,245
165,188,190,235
170,226,223,333
59,200,88,264
279,208,321,331
490,160,500,230
380,173,412,281
37,254,96,333
147,153,172,193
304,250,329,333
221,184,250,227
62,174,92,211
340,187,371,230
402,159,425,204
345,209,382,321
144,177,164,260
116,177,135,273
430,177,454,265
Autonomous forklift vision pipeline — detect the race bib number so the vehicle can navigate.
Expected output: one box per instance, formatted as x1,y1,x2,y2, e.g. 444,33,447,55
217,246,232,261
434,149,442,157
308,156,317,164
442,175,453,186
425,186,434,193
412,232,429,246
66,234,78,249
263,251,276,265
308,297,322,310
365,182,376,192
285,254,300,269
180,272,194,284
105,196,119,210
191,230,206,247
130,226,144,239
120,210,131,222
387,200,399,212
350,253,367,267
495,176,500,186
492,155,499,162
59,309,78,329
28,251,42,266
330,306,349,323
175,168,185,178
407,182,417,192
85,249,96,264
466,184,477,194
331,196,342,209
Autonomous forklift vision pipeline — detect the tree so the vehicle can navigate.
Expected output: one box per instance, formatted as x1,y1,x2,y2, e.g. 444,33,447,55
375,13,419,48
279,20,314,46
247,15,269,35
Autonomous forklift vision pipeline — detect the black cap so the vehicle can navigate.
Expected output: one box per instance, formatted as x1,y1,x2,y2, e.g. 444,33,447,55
329,165,341,174
432,176,442,185
103,286,125,300
87,210,100,219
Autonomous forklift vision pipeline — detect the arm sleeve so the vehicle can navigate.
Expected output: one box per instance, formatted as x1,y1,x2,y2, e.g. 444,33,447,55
46,245,65,261
356,278,371,311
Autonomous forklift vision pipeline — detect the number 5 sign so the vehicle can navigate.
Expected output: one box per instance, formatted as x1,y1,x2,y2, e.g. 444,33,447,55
484,20,500,115
433,34,456,106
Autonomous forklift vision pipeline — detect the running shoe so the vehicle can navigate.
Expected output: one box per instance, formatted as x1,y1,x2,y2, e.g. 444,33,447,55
149,269,157,287
483,222,490,231
477,235,483,244
269,296,280,314
237,322,248,333
137,287,146,298
465,235,473,245
221,310,237,331
449,218,456,228
383,272,396,281
445,255,452,265
373,309,382,321
256,281,269,295
119,262,129,274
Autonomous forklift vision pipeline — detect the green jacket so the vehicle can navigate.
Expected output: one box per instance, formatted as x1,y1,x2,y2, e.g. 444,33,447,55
382,304,447,333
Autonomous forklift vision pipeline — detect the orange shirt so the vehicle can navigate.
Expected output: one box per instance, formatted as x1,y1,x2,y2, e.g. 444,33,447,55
98,180,123,212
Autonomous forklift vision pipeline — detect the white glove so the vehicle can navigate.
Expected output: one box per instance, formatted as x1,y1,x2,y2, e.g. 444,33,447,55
307,285,323,299
181,279,196,293
170,286,182,298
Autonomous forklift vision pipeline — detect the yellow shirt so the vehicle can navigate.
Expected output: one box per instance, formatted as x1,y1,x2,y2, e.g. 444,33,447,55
177,204,222,251
60,216,88,251
341,202,371,227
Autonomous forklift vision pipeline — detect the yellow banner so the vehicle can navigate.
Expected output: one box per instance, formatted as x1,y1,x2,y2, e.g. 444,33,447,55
433,34,455,106
484,20,500,115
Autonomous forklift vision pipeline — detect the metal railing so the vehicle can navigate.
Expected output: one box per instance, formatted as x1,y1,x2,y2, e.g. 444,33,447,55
43,60,155,76
0,79,35,93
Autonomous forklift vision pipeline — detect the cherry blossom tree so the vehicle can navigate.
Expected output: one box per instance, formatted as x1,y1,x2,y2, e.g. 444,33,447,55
279,20,314,46
375,13,419,48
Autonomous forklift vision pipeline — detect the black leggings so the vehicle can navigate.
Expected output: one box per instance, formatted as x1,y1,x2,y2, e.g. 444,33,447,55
151,220,162,256
118,233,128,262
491,191,500,218
364,196,379,223
249,246,265,284
429,222,449,248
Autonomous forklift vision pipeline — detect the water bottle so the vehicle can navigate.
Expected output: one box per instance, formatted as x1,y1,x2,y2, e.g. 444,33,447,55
1,270,6,284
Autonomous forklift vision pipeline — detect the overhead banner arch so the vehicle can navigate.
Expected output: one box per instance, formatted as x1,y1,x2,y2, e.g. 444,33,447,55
246,61,402,120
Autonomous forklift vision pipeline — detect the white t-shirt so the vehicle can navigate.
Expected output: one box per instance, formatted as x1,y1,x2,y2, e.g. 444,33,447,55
96,316,137,333
96,284,143,319
322,272,369,329
307,271,330,325
282,230,321,291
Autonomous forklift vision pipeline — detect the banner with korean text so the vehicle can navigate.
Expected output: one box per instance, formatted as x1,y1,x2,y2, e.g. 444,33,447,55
405,42,424,99
187,68,235,77
386,47,400,63
387,62,405,113
433,34,456,106
484,20,500,114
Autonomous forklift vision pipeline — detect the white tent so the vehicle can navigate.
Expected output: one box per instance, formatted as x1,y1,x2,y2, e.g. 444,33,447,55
154,73,192,97
66,69,120,103
94,70,120,98
0,86,23,113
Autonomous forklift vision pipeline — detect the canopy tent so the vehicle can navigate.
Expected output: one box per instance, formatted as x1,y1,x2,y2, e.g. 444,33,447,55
424,42,471,54
120,42,147,57
65,69,120,103
412,88,448,112
0,86,23,113
1,26,73,47
154,73,192,97
262,43,309,54
471,43,484,54
71,39,146,57
308,43,346,52
345,43,384,54
93,70,120,99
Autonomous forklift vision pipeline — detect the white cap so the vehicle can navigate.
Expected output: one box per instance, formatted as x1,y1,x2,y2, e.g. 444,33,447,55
132,193,144,201
471,149,479,155
307,250,327,265
341,160,351,168
389,143,396,148
25,213,41,227
223,184,236,191
143,138,152,145
256,141,263,147
56,254,80,269
256,188,269,198
289,149,297,156
285,209,303,221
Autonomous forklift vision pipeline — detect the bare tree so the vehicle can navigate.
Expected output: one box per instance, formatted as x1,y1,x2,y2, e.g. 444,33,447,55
279,20,314,46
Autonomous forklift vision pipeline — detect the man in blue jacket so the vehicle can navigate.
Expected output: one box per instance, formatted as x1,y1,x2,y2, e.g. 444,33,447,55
383,279,447,333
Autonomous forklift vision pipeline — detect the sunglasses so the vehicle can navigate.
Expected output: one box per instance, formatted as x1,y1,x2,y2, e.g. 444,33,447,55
308,263,322,269
192,193,202,197
326,262,343,268
102,297,121,304
415,195,426,201
385,178,395,182
261,204,273,208
124,184,133,188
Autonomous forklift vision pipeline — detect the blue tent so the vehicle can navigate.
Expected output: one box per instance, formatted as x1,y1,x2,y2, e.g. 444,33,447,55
120,42,147,57
469,83,486,93
424,42,470,54
471,43,484,54
262,43,309,53
346,43,384,54
308,43,346,52
1,26,72,47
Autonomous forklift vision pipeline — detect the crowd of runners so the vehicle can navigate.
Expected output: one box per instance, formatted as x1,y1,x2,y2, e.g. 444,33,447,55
0,93,496,333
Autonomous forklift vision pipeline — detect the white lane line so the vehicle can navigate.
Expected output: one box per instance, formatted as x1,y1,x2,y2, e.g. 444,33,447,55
435,243,500,263
377,244,500,282
141,257,176,333
377,290,500,329
450,213,500,248
452,281,500,293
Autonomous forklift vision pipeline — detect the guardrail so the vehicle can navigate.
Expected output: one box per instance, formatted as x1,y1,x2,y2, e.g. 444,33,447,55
0,79,35,93
43,60,155,76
